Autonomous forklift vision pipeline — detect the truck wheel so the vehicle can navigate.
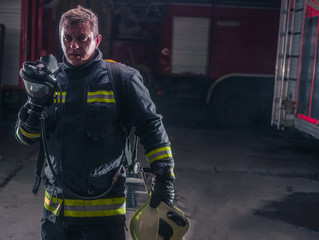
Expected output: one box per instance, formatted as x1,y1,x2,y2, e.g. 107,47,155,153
210,85,258,129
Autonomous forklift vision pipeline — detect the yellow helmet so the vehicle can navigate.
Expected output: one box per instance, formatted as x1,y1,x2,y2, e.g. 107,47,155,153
130,198,190,240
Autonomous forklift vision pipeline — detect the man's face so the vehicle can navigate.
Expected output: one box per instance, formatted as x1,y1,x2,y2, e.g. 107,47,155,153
60,20,101,66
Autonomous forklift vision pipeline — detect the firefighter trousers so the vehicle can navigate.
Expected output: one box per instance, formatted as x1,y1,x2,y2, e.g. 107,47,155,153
41,218,126,240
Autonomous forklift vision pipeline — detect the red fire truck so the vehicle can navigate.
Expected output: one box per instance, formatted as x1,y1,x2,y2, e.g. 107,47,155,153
111,1,280,128
0,0,57,110
0,0,280,129
272,0,319,139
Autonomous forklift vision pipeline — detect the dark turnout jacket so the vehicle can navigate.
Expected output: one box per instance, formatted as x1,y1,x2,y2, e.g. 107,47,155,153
15,50,174,224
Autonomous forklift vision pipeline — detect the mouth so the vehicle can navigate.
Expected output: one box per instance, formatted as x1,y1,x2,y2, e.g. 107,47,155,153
68,53,81,59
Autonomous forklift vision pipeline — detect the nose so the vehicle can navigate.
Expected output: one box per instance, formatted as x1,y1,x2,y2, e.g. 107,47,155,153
70,39,79,49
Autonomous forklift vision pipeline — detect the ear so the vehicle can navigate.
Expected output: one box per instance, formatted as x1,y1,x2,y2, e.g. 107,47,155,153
95,34,102,49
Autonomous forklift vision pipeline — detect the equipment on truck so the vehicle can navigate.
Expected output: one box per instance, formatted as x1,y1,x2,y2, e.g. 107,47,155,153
272,0,319,139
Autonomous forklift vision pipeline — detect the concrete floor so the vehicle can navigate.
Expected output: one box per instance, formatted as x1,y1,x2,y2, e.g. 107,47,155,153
170,126,319,240
1,99,319,240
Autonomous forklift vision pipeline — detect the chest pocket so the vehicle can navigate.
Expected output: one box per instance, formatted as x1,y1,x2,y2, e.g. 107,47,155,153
86,90,118,140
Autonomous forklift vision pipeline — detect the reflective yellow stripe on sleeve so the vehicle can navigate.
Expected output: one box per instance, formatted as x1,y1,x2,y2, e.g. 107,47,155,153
16,127,29,145
20,127,41,139
87,90,116,103
146,146,173,164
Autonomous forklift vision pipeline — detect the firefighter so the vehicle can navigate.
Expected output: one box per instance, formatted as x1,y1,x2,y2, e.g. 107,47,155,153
15,5,175,240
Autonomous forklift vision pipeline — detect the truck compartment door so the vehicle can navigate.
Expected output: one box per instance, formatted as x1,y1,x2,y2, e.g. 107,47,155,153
171,16,210,75
292,1,319,138
296,2,319,124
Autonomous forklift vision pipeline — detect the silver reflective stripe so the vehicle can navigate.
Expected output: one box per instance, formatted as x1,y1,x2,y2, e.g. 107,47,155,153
88,93,114,99
64,202,125,212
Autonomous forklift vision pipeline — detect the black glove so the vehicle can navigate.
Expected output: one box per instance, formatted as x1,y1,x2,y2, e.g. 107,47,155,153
18,101,41,132
149,160,175,208
15,102,42,145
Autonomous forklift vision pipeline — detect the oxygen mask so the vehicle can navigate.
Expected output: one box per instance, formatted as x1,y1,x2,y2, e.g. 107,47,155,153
20,55,58,111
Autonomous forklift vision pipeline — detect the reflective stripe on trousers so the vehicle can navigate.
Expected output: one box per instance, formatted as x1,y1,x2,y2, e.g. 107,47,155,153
44,190,126,218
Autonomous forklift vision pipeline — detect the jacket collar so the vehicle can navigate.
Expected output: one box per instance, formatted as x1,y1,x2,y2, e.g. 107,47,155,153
63,49,103,73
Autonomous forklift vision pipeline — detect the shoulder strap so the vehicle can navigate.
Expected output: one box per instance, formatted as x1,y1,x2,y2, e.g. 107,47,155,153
105,60,128,130
106,61,121,100
105,60,140,173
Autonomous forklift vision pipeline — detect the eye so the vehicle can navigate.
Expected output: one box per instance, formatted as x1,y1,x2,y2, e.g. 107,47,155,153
64,35,72,42
79,35,88,42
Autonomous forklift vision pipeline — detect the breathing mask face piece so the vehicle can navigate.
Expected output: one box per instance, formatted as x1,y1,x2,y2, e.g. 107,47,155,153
20,55,58,109
23,78,51,99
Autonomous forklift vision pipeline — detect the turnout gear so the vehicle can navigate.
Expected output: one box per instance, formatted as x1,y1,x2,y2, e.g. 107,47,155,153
15,49,175,226
130,198,190,240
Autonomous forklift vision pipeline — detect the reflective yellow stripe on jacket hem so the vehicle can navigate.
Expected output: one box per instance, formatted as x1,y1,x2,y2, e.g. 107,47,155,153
64,197,126,218
146,146,173,164
64,208,126,217
44,191,126,218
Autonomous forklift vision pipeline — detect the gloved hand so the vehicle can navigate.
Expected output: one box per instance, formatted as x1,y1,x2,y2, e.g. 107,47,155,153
149,160,175,208
18,101,41,132
15,101,42,145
